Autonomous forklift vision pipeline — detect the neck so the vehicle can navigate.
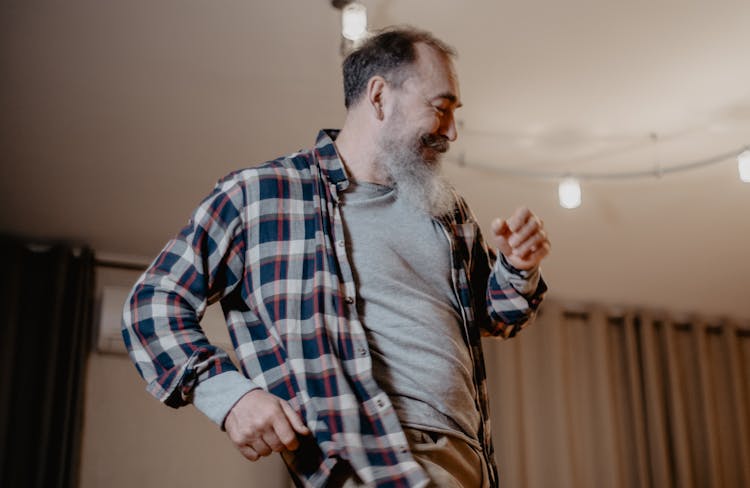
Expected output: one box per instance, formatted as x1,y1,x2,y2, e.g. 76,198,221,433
334,111,389,185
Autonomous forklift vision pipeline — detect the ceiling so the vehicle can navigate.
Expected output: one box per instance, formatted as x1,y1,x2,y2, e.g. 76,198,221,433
1,0,749,318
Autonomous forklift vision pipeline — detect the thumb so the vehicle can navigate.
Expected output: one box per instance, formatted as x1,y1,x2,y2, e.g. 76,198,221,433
281,401,310,435
491,218,513,256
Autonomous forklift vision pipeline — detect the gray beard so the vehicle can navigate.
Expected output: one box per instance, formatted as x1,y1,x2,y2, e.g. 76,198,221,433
376,136,456,217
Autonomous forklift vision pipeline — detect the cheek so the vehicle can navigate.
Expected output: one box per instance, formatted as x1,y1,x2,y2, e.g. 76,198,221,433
401,110,440,137
419,115,441,134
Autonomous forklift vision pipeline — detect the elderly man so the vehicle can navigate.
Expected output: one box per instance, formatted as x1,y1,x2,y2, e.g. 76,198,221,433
122,27,549,487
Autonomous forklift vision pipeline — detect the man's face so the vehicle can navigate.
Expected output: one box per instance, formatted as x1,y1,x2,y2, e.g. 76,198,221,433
382,43,462,168
374,43,462,215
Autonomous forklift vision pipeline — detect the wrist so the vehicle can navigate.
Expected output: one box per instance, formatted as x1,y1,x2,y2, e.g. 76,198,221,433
192,371,259,429
499,252,537,276
497,253,541,296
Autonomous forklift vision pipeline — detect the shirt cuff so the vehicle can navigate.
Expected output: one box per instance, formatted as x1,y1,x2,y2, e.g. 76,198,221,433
192,371,259,430
497,252,541,296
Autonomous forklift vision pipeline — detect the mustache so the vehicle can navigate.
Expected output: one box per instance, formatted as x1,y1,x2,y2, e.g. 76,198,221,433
420,134,450,153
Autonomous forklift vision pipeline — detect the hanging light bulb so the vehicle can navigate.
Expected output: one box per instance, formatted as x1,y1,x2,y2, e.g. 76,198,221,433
558,177,581,209
738,149,750,183
341,2,367,41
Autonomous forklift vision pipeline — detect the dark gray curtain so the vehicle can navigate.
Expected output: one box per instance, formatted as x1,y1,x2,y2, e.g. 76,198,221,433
0,236,95,488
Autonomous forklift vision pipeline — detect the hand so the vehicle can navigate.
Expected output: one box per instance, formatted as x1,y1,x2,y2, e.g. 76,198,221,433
491,207,550,271
224,389,310,461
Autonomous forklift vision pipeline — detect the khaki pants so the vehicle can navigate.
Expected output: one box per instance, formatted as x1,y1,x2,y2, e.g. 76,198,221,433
329,427,490,487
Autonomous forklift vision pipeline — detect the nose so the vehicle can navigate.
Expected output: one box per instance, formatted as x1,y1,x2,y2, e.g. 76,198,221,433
441,114,458,142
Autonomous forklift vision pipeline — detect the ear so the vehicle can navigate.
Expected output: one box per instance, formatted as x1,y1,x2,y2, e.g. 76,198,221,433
365,76,387,121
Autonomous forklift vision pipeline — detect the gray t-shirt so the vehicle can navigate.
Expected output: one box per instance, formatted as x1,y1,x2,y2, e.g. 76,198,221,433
340,181,481,442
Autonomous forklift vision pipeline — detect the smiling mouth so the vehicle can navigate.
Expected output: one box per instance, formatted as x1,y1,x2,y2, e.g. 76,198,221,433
420,134,450,154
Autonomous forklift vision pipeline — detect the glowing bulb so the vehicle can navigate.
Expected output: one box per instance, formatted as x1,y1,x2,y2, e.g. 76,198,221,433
559,178,581,209
342,3,367,41
738,149,750,183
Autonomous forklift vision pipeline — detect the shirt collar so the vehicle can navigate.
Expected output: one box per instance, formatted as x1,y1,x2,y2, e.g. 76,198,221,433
314,129,350,191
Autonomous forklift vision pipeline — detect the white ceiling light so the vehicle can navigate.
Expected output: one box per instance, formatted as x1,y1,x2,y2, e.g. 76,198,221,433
738,149,750,183
341,2,367,41
559,178,582,209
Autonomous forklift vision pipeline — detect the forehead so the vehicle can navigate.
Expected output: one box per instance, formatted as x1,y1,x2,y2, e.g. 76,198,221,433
407,43,461,102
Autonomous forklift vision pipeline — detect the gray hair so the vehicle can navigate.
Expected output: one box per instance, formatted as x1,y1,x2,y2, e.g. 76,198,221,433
342,26,456,109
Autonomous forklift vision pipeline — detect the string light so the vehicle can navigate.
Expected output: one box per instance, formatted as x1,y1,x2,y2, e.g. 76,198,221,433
558,178,581,209
342,3,367,41
325,4,748,205
451,145,749,209
739,149,750,183
331,0,368,54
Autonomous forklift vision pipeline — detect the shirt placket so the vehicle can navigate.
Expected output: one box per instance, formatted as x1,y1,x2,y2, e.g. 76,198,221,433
327,181,416,481
436,218,483,423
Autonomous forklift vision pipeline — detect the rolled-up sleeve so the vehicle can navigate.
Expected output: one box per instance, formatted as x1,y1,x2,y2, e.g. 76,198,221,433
121,176,258,410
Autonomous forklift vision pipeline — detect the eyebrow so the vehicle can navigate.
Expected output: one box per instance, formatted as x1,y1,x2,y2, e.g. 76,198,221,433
433,92,462,108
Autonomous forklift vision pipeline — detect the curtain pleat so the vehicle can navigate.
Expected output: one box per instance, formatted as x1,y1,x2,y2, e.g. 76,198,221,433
486,301,750,488
728,323,750,485
0,237,94,488
0,239,24,481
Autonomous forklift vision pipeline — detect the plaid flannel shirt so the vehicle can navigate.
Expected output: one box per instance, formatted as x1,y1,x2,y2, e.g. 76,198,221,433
122,129,547,487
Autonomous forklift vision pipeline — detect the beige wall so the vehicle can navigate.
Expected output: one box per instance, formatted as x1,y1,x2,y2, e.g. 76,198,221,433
80,267,289,488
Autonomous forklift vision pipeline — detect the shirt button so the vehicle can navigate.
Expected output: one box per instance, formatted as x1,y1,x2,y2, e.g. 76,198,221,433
345,296,354,304
336,240,345,248
376,399,385,408
356,346,367,356
399,445,409,454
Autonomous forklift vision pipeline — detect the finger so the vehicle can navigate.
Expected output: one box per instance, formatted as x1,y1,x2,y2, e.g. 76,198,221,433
273,401,309,452
225,419,254,447
513,229,547,257
250,438,273,457
491,218,514,257
518,240,551,264
508,217,541,248
262,430,286,453
273,417,300,451
491,218,510,237
238,445,260,462
281,401,310,436
507,207,532,233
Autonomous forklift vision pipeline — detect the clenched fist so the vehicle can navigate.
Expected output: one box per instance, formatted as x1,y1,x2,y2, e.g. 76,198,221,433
225,389,310,461
491,207,550,271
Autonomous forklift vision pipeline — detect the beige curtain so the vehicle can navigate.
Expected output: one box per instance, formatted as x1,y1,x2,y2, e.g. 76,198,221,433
484,301,750,488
